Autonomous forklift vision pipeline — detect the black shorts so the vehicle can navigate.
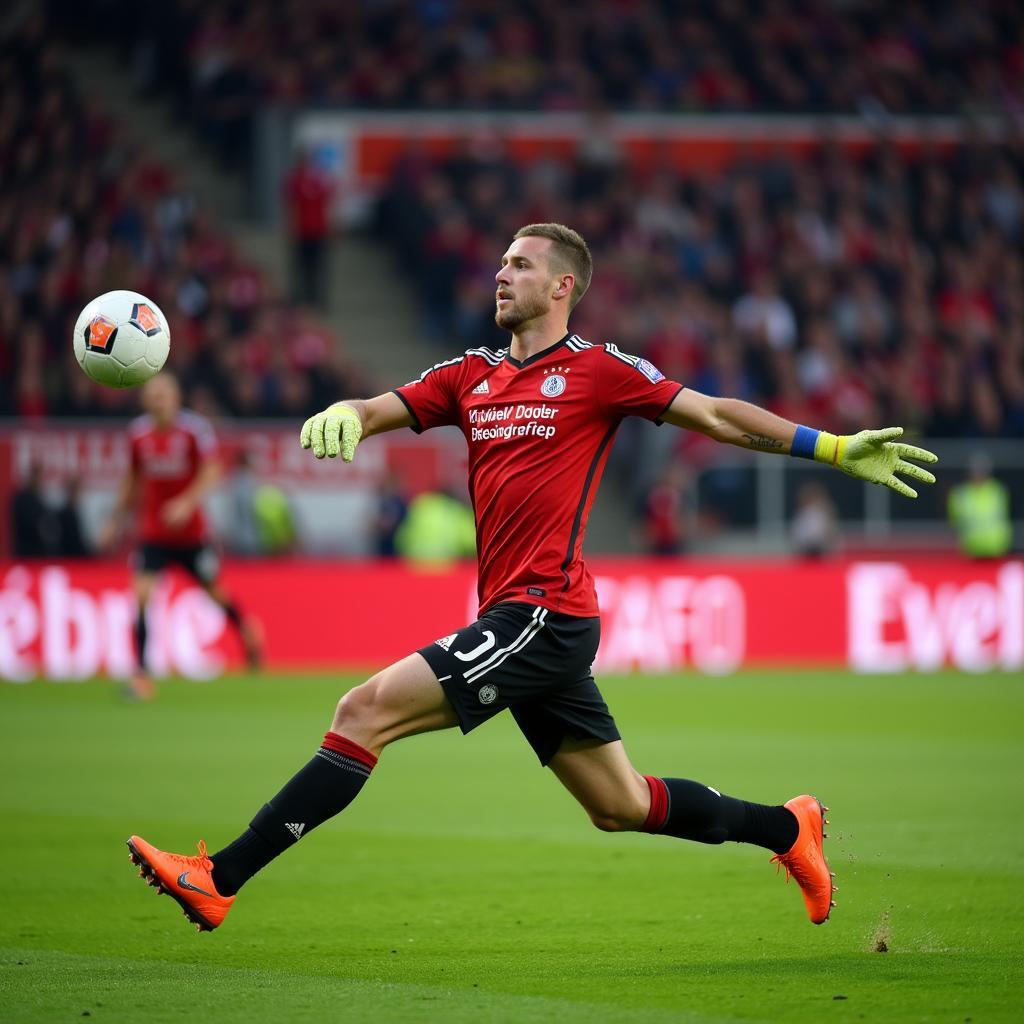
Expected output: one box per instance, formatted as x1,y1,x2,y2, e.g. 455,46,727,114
418,601,620,766
132,543,220,586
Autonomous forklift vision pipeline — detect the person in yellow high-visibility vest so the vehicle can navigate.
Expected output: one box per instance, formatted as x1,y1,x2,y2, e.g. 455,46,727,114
394,489,476,568
948,454,1012,558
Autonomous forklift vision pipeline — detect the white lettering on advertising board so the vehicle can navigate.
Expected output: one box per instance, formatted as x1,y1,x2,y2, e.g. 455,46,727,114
594,575,746,675
0,567,226,682
847,563,1023,673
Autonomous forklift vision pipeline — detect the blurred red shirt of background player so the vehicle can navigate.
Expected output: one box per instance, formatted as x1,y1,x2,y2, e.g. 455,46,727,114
128,407,217,546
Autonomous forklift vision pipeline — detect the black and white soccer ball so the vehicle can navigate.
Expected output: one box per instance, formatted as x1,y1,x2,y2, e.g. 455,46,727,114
73,289,170,388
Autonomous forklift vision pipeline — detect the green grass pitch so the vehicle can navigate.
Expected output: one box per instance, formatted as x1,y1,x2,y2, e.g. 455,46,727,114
1,669,1021,1022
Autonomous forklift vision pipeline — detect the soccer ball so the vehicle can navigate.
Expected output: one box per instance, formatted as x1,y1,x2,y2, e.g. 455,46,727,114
73,290,170,388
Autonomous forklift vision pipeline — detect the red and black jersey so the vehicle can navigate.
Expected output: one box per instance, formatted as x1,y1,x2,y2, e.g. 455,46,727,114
394,333,683,617
128,410,217,546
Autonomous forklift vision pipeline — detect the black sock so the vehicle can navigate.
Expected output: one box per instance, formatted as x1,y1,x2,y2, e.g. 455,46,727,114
211,733,377,896
642,776,798,855
134,608,147,669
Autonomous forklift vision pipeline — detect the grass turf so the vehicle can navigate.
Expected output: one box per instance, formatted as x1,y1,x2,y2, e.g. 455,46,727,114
0,670,1021,1023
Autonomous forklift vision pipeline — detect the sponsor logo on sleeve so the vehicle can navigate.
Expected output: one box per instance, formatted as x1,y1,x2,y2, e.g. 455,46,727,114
636,359,665,383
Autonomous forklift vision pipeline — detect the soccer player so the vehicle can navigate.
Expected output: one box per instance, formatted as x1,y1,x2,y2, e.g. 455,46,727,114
102,373,263,698
127,225,937,931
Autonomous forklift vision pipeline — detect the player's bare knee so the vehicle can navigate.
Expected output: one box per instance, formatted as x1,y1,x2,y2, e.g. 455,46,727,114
588,810,634,833
332,677,381,736
586,802,648,833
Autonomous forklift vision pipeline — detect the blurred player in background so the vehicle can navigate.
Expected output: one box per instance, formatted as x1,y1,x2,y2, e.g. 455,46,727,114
101,374,263,699
128,225,936,932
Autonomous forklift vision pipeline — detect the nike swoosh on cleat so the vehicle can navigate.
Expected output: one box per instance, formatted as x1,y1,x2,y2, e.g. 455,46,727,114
177,871,214,897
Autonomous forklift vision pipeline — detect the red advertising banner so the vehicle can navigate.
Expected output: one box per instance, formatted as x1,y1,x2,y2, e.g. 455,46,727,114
1,558,1020,682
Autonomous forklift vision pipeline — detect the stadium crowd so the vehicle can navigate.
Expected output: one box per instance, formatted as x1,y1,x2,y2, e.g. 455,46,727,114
0,15,359,420
67,0,1024,126
4,3,1023,551
378,134,1024,446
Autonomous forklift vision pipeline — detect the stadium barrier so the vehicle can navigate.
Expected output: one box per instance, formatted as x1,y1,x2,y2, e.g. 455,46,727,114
0,424,465,558
0,557,1020,682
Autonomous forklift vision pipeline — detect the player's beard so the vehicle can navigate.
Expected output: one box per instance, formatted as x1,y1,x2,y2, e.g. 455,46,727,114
495,289,550,331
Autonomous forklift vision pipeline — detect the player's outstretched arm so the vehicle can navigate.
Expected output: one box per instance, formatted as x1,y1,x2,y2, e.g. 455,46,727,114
299,392,414,461
662,388,938,499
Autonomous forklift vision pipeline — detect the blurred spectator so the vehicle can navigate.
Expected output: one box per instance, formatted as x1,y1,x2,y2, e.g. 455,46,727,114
10,463,60,558
253,484,297,554
54,476,90,557
947,453,1013,558
226,449,297,555
733,271,797,351
642,463,689,556
374,471,409,558
283,148,335,308
226,450,262,555
395,489,476,568
790,482,840,559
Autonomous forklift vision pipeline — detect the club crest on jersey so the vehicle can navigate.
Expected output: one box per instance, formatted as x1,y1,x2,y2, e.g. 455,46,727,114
541,374,566,398
636,359,665,383
478,684,499,705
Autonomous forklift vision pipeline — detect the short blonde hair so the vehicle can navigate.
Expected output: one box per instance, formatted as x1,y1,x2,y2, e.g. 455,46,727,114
513,223,593,309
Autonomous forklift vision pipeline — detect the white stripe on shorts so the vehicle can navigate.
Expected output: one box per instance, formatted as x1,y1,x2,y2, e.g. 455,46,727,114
464,606,548,683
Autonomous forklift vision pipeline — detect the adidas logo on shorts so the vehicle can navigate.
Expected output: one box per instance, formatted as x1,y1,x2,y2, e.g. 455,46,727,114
435,634,457,651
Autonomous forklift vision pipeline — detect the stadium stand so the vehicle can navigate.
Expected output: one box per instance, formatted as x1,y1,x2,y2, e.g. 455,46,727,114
21,0,1019,439
377,136,1024,443
63,0,1024,117
4,2,1022,544
0,14,358,419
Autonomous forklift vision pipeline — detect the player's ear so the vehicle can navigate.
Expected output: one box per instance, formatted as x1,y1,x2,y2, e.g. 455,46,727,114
553,273,574,302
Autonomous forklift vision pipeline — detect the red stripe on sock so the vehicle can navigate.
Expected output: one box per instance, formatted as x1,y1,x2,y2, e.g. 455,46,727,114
641,775,670,833
322,732,378,770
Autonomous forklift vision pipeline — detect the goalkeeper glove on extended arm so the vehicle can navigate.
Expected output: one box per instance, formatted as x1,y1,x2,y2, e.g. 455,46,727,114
800,426,937,499
299,403,364,462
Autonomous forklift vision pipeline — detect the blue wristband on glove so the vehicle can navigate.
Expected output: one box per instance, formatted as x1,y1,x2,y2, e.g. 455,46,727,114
790,425,820,460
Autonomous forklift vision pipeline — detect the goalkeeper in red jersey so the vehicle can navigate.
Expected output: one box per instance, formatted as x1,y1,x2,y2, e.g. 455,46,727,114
127,225,936,931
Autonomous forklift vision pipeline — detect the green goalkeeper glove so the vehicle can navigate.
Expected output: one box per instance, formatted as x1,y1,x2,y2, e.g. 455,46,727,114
299,402,364,462
812,426,938,499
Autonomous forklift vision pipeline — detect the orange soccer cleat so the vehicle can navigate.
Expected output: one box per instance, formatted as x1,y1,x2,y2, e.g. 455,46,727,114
770,794,837,925
127,835,235,932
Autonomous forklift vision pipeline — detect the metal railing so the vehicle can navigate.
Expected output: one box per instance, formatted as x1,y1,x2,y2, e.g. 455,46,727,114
684,438,1022,554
